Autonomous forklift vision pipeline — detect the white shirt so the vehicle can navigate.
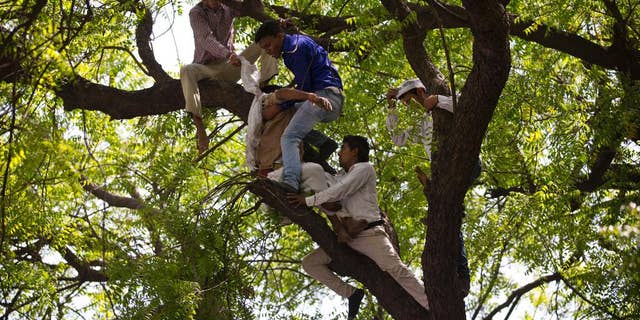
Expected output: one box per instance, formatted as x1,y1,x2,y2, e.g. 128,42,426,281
385,95,454,159
305,162,380,222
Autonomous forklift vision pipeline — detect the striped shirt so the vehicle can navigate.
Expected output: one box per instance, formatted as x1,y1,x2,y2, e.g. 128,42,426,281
189,2,238,64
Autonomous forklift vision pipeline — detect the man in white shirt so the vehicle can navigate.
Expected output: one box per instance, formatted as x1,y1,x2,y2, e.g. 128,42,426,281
288,135,429,319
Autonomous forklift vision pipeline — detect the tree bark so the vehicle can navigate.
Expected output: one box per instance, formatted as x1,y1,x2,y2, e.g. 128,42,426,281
56,76,253,120
424,0,511,319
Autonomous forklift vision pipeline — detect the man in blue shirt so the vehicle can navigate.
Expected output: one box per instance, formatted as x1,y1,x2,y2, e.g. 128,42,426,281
255,20,344,192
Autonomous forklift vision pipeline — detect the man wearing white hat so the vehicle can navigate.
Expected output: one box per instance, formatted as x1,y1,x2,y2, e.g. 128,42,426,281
386,78,476,297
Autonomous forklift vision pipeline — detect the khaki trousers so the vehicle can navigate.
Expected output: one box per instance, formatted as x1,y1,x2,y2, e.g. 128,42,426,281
180,43,277,117
256,108,296,171
301,226,430,309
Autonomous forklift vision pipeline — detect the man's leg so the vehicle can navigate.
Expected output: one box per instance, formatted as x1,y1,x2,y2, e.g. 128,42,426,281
301,248,357,298
303,130,338,162
280,104,322,190
180,63,220,116
281,89,343,190
180,62,224,153
349,227,429,309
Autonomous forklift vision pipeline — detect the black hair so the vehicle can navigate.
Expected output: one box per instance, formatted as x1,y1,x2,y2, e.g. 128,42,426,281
397,88,418,100
342,135,370,163
261,84,283,94
255,20,283,43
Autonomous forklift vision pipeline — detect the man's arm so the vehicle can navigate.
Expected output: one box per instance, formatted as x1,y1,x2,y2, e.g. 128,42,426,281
305,164,374,207
287,194,352,242
327,215,352,243
274,88,332,111
189,9,232,61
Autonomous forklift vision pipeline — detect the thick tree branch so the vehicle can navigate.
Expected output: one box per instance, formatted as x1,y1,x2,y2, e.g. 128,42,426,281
219,0,271,21
134,7,172,83
425,0,512,318
257,3,640,79
61,246,108,282
510,17,639,79
575,146,617,192
269,5,355,36
248,179,429,320
56,76,253,120
483,272,562,320
79,176,164,254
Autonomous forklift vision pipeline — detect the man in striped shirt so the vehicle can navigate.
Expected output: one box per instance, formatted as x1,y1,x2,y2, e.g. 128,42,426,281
180,0,277,154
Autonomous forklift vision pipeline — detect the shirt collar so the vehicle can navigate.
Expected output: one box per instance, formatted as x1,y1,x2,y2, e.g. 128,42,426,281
201,2,224,14
282,34,298,54
345,162,368,173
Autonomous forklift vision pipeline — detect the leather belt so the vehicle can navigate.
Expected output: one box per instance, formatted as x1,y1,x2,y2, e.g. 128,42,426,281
364,220,385,230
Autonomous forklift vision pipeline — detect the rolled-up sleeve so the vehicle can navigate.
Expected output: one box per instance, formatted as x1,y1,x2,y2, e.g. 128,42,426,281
436,95,454,113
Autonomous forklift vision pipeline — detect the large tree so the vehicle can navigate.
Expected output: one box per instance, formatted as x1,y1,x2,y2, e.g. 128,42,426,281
1,0,639,319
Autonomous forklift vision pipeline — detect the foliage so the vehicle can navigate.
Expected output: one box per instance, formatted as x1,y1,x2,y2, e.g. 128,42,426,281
1,0,639,319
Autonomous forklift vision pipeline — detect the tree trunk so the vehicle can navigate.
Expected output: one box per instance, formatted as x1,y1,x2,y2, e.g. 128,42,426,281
423,1,511,319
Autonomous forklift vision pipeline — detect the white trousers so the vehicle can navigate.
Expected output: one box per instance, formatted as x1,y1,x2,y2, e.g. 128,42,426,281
180,43,277,117
301,226,430,309
267,162,330,194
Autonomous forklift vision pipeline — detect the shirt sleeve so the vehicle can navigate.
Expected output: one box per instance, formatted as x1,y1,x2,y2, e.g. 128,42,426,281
305,164,373,206
385,109,410,146
189,9,231,60
435,95,454,113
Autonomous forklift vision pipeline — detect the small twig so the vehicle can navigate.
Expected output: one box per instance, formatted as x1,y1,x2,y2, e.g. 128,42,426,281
483,272,562,320
102,45,149,75
429,0,457,109
194,123,246,163
0,82,17,253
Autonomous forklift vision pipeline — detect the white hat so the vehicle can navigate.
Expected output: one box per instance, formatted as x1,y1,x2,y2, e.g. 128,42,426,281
396,78,425,98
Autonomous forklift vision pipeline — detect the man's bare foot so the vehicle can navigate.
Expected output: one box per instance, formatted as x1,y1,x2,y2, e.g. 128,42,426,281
197,133,209,154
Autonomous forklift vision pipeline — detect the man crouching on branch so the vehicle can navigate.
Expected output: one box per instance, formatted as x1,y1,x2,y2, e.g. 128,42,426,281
288,135,429,320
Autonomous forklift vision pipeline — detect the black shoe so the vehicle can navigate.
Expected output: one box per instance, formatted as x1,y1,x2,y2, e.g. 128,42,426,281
319,160,337,175
318,139,338,162
271,180,298,193
347,288,364,320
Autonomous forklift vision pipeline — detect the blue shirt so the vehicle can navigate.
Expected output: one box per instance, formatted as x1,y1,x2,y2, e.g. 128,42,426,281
279,34,342,109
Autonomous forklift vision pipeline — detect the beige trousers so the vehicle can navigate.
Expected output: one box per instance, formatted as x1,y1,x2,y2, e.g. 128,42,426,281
301,226,430,309
180,43,277,117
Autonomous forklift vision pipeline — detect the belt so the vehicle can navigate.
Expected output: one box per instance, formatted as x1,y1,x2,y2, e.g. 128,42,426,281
324,86,343,95
364,220,385,230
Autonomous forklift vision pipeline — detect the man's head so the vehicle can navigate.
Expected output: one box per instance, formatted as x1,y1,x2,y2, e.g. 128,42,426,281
201,0,221,9
396,78,426,105
339,135,370,169
255,20,285,58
